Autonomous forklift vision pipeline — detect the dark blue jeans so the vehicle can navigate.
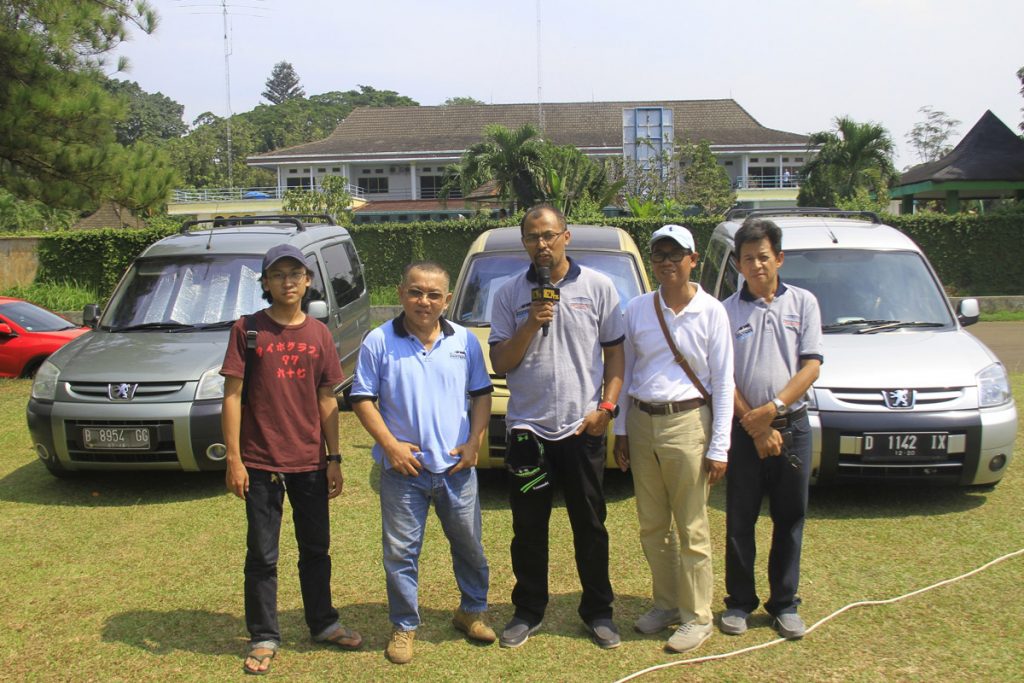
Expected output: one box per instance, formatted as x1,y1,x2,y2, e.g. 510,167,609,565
724,413,811,616
244,468,339,645
508,431,614,625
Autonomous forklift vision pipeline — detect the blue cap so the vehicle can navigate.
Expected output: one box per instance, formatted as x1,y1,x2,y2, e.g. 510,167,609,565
649,224,695,251
262,244,308,274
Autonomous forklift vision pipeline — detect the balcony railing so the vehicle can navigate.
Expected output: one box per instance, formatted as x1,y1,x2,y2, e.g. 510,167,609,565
734,174,803,190
171,184,365,203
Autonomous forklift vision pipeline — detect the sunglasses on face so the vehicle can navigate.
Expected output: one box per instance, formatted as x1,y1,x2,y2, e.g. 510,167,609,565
650,250,692,263
405,288,446,302
266,270,308,283
522,231,566,245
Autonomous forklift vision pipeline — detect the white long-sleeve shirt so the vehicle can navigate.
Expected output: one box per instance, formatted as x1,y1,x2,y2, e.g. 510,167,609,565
615,284,735,462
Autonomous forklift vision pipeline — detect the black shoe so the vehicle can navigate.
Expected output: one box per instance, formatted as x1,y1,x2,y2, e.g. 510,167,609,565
499,617,542,648
586,618,621,649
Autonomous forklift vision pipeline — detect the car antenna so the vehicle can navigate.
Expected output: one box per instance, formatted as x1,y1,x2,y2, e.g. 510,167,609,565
206,223,215,250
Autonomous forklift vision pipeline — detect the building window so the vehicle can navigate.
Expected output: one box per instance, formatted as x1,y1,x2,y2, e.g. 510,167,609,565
420,176,443,199
286,177,311,189
358,177,389,194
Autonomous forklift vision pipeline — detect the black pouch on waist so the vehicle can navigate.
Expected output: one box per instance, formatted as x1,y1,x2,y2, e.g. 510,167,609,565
506,429,550,493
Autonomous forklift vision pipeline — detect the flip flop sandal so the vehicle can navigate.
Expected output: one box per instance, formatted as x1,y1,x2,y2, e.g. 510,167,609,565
318,625,363,650
243,647,277,675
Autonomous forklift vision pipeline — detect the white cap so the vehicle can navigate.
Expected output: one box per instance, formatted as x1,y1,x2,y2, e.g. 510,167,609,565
649,224,695,251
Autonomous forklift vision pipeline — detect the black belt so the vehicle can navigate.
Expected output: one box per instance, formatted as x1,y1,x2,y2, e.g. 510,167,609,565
771,405,808,429
632,396,706,416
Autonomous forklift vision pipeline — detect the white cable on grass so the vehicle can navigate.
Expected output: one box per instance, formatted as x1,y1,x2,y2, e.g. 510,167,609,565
614,547,1024,683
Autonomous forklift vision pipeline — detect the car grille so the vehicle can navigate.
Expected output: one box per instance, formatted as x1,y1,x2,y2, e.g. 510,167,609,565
65,419,178,464
67,382,186,399
835,458,964,481
488,416,507,460
827,387,963,409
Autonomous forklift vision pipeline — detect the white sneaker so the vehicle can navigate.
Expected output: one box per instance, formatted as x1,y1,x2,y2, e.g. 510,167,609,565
665,621,712,653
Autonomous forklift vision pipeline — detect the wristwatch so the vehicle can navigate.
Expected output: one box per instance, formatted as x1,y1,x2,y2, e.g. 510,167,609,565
771,398,788,416
598,401,620,418
326,454,343,464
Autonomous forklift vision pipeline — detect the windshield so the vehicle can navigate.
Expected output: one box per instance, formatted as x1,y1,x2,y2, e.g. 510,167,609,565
101,255,265,330
0,301,78,332
779,249,955,330
453,251,645,325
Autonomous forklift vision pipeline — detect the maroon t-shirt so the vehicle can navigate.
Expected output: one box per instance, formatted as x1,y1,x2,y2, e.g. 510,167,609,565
221,309,344,472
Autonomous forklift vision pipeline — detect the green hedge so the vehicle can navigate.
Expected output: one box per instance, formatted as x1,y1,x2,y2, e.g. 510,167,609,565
29,213,1024,301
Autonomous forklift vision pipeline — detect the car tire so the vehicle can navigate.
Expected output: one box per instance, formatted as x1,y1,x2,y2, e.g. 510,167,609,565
40,455,80,478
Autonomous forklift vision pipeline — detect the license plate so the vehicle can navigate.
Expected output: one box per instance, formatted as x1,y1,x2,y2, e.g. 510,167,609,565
82,427,152,450
863,432,948,458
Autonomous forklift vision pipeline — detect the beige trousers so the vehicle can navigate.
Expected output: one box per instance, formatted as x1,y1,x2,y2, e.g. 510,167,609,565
627,404,713,625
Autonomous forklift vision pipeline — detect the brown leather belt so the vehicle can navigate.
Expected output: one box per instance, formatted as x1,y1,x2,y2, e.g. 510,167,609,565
632,396,706,416
770,405,808,429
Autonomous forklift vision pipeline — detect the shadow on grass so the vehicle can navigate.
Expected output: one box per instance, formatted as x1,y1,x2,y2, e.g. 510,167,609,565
0,460,226,507
808,482,989,519
102,591,667,656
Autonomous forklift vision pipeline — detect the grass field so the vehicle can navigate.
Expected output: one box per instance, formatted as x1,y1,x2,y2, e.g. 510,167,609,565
0,376,1021,682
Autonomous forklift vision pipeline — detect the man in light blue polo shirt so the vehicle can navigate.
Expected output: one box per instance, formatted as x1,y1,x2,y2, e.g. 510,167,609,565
351,261,494,665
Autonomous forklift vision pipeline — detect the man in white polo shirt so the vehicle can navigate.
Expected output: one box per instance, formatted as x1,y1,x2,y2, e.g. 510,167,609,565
613,224,735,654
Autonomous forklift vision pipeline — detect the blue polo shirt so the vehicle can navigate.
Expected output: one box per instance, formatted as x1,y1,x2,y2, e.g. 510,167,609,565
350,314,493,473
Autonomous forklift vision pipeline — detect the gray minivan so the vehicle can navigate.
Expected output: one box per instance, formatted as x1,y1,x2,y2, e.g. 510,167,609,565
700,208,1017,487
27,215,370,476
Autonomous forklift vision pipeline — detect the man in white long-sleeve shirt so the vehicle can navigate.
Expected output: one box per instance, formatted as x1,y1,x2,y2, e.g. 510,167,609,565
613,224,734,654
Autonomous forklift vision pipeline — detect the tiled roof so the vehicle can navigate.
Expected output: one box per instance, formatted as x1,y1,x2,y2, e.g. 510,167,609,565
250,100,810,163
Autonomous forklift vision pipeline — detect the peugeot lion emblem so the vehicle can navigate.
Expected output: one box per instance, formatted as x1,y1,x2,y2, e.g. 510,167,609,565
883,389,915,409
108,383,139,401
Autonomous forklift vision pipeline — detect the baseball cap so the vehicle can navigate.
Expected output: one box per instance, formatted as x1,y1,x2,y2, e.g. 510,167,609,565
262,244,309,274
649,224,695,252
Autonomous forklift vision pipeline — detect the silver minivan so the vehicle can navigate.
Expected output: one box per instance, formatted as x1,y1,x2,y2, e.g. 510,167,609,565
27,216,370,476
700,208,1017,487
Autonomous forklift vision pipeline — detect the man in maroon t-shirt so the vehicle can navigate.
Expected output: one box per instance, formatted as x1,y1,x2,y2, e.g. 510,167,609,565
221,243,362,675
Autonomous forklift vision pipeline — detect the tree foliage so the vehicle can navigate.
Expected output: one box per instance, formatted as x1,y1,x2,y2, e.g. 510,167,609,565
539,144,622,217
444,124,548,211
262,61,305,104
0,0,176,212
608,138,733,215
1018,66,1024,134
905,106,961,165
103,78,187,146
676,140,735,215
798,117,897,207
282,175,352,225
442,96,486,106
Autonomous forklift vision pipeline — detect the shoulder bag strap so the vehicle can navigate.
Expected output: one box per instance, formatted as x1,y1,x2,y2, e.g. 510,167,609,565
652,291,711,403
241,314,258,406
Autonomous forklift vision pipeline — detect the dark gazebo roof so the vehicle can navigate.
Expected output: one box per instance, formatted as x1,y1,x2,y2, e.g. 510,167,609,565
900,111,1024,184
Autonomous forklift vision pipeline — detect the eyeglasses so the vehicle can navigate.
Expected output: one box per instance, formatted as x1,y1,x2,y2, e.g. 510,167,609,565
650,250,692,263
522,230,566,245
266,270,308,283
405,288,446,302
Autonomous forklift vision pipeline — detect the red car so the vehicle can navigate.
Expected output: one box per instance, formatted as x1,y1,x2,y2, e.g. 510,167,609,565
0,297,89,378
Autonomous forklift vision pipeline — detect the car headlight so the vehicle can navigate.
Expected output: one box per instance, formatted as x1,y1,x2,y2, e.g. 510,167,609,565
196,365,226,401
977,363,1011,408
31,360,61,401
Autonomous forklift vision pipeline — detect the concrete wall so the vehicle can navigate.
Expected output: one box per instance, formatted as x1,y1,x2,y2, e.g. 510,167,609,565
0,237,41,289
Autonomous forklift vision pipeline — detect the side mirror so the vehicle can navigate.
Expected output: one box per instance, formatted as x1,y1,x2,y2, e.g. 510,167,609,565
0,323,15,337
307,300,329,321
83,304,100,328
957,298,980,327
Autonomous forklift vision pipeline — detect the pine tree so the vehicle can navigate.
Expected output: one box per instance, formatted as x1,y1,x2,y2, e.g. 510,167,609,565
262,62,305,104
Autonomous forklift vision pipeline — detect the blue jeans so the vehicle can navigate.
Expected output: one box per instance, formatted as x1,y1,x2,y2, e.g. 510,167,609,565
380,466,489,630
244,468,340,646
724,412,812,616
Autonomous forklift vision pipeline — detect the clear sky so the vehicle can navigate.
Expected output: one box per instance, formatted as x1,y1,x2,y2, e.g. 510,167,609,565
116,0,1023,170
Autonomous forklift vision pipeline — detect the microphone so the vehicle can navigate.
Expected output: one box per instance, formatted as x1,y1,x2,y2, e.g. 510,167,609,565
532,266,560,337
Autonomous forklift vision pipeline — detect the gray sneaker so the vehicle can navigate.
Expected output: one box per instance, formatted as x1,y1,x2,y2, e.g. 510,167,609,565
499,617,542,648
665,621,712,653
718,609,749,635
772,612,806,640
634,607,681,634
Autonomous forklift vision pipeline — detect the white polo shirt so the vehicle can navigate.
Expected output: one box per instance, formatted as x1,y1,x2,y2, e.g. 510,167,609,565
615,284,735,462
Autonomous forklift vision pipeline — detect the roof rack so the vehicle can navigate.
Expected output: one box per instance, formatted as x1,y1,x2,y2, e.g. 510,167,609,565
179,214,336,234
724,207,881,224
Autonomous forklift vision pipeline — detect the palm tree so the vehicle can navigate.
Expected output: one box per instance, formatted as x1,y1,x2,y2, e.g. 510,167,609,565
447,123,547,211
798,116,898,207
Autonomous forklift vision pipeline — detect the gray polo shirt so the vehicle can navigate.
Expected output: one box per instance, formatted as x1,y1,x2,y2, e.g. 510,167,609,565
723,280,823,411
489,259,624,440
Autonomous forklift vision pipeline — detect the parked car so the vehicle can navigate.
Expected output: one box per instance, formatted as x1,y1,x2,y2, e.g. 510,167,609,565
0,297,88,378
449,224,652,468
699,208,1017,487
27,215,370,477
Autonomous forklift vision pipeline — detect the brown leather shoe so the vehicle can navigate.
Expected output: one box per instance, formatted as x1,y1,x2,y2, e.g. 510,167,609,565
385,628,415,664
452,608,497,643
